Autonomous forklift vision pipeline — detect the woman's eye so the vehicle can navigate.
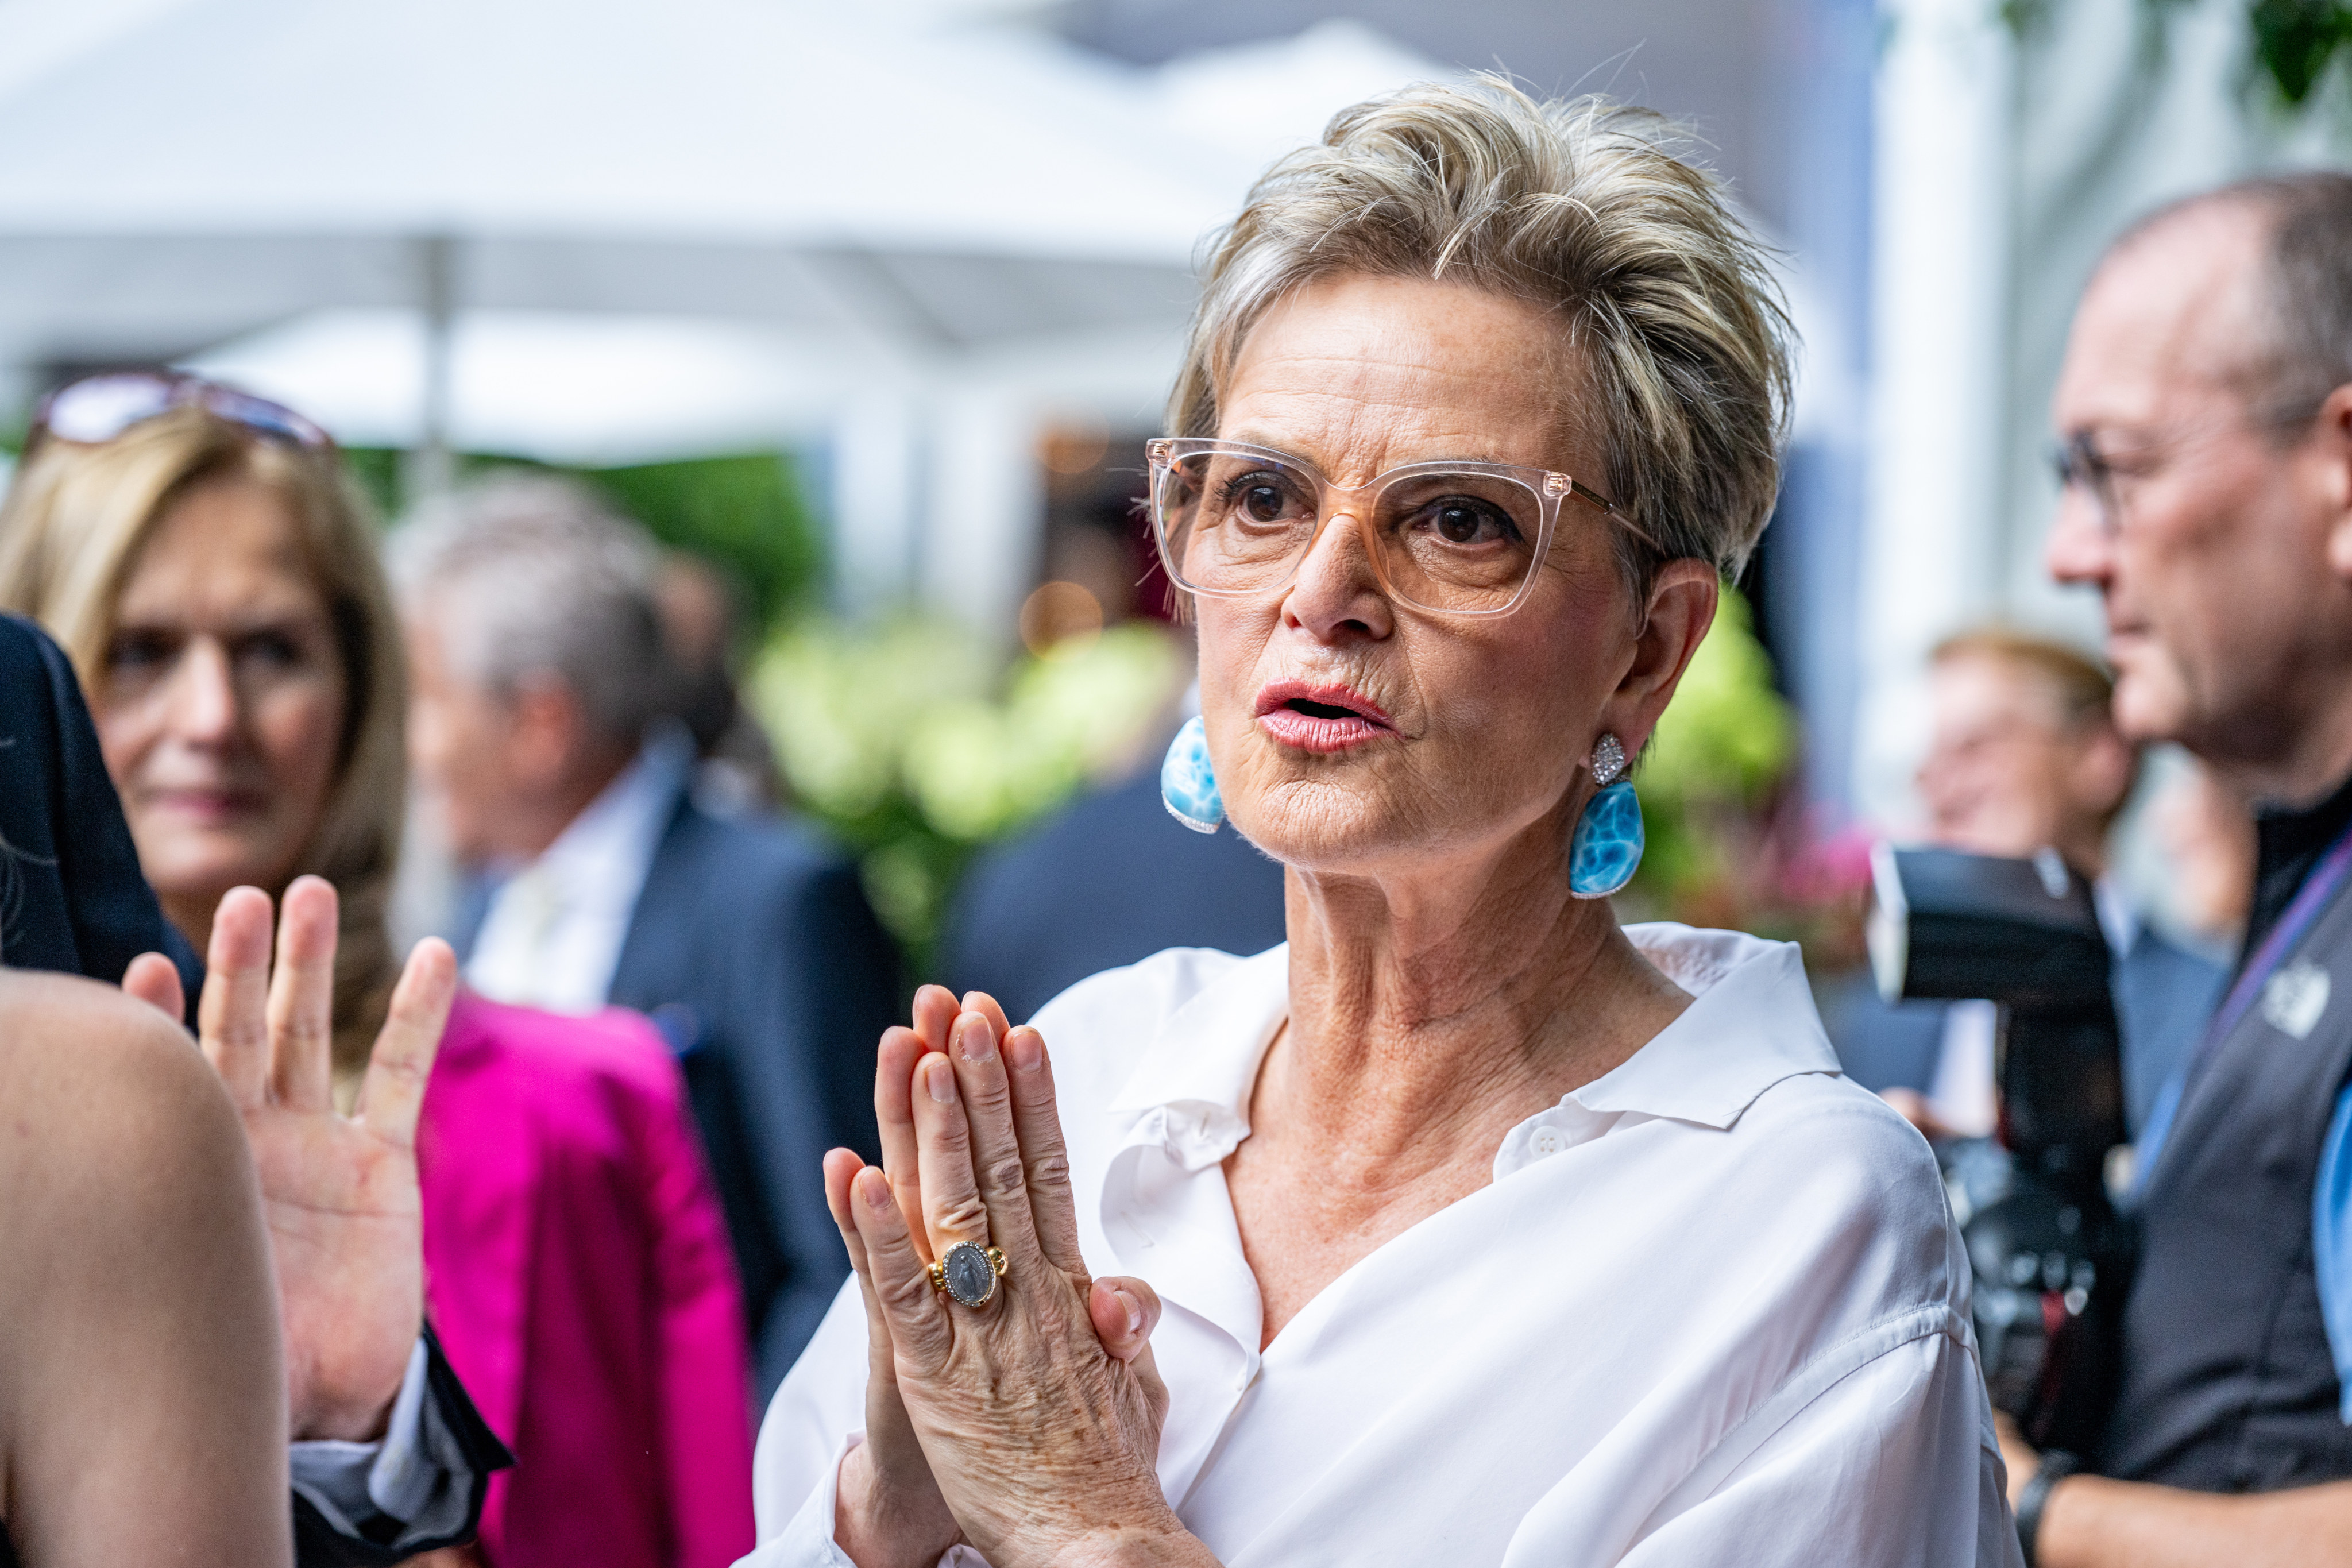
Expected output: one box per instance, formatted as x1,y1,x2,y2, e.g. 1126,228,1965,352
1426,500,1515,546
106,631,175,672
240,632,302,669
1215,472,1303,526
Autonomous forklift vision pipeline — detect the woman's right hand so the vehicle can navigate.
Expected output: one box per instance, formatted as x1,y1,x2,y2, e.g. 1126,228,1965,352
830,986,1157,1567
828,986,967,1568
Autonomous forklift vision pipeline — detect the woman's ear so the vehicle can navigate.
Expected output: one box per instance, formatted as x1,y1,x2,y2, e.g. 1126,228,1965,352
1601,561,1720,754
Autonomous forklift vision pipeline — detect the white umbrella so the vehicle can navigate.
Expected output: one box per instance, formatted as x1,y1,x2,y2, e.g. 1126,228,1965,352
0,6,1467,628
179,308,846,466
0,0,1248,439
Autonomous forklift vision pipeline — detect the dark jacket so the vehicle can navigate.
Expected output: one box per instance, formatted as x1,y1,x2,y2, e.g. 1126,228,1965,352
2102,775,2352,1489
940,763,1288,1027
0,613,509,1567
461,789,900,1397
0,612,199,992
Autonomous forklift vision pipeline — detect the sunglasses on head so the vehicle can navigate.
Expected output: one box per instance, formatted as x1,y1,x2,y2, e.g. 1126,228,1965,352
28,372,333,455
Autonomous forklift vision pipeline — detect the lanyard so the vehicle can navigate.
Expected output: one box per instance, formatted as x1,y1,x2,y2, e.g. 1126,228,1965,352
2137,819,2352,1187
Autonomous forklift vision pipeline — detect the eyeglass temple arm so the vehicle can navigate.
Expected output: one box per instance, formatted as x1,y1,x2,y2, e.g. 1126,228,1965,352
1566,476,1663,553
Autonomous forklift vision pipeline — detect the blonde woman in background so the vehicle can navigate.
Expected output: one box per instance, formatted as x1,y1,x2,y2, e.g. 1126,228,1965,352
0,379,757,1568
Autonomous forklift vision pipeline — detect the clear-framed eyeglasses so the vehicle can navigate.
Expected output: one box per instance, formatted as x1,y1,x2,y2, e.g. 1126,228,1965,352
1144,437,1651,618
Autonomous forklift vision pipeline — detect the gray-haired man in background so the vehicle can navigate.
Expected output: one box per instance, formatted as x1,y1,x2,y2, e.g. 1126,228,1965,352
392,476,899,1393
2015,173,2352,1565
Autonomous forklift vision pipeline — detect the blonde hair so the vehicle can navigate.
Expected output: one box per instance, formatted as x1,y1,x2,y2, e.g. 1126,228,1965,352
1171,77,1793,587
0,405,405,1076
1931,627,2134,827
1930,627,2115,730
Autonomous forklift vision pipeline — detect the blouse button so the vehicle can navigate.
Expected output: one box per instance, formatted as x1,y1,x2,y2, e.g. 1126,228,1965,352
1530,1126,1565,1157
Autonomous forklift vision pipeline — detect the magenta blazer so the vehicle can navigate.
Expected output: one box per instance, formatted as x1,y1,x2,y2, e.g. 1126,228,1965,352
416,991,756,1568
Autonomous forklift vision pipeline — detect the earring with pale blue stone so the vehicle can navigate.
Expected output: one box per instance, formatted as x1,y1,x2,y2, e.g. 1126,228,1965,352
1568,732,1643,899
1161,715,1225,833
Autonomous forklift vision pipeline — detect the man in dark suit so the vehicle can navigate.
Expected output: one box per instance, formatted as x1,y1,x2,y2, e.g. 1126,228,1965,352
393,476,899,1394
940,749,1288,1025
0,611,509,1566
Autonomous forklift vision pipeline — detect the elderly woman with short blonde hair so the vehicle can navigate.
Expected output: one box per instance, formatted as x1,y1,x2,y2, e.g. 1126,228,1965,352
750,80,2015,1568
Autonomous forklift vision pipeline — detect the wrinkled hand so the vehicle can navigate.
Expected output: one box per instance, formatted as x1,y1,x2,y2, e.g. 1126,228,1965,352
835,989,1156,1567
826,986,967,1568
124,876,455,1442
832,988,1193,1568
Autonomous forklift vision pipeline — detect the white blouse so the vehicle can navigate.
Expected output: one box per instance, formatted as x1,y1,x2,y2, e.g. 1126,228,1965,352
743,926,2022,1568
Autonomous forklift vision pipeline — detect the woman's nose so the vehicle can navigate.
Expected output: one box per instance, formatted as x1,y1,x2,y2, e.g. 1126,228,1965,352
166,638,242,744
1280,508,1393,642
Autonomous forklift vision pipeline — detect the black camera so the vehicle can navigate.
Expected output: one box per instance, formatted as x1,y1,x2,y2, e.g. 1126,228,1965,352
1868,843,2133,1452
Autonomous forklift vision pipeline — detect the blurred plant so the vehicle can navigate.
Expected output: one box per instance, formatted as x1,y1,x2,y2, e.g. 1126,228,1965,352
343,447,824,632
1632,588,1795,902
751,616,1185,963
589,453,823,633
2249,0,2352,104
1620,589,1875,969
1996,0,2352,110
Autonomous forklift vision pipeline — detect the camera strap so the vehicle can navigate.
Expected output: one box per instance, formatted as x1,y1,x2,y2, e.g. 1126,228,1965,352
2137,818,2352,1188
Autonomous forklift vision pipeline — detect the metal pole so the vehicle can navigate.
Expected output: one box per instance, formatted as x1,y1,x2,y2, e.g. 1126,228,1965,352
403,234,457,507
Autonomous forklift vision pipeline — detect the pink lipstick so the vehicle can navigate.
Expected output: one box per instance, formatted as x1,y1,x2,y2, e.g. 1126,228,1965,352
1253,681,1396,754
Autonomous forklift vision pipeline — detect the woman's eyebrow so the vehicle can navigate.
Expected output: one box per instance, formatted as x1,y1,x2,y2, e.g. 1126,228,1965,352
113,601,328,637
1217,435,1526,476
1218,431,1315,461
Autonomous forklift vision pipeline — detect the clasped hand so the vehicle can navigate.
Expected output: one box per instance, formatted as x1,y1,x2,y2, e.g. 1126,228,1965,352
827,987,1206,1568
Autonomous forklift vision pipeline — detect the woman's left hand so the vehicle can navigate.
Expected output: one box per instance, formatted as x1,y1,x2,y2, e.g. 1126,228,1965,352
840,998,1212,1568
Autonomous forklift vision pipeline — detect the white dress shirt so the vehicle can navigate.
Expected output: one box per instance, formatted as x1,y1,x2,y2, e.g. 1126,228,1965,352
464,726,693,1014
289,1339,481,1543
743,925,2021,1567
1927,1000,2001,1138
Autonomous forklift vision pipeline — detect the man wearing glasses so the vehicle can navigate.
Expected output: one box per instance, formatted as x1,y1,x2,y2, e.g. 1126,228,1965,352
2014,173,2352,1565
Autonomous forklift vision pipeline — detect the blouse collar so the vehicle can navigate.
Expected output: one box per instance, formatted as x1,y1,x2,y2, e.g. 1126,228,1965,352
1104,924,1840,1173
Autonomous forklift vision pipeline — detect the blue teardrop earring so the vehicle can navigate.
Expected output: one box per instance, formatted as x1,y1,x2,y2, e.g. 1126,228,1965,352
1161,715,1225,833
1568,732,1643,899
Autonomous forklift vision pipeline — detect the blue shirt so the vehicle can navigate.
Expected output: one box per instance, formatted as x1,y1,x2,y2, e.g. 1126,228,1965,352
2318,1085,2352,1421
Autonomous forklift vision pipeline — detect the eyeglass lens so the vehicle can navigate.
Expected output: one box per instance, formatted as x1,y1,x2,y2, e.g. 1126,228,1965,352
2052,437,2123,533
1156,449,1546,613
40,374,183,443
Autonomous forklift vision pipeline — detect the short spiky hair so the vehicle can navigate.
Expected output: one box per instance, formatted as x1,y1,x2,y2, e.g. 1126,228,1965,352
1169,77,1793,586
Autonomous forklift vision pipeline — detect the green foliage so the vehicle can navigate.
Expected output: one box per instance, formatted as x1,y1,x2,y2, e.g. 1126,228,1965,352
2250,0,2352,103
1995,0,2352,109
339,447,404,518
1631,588,1797,903
589,453,824,632
342,447,824,631
751,617,1185,962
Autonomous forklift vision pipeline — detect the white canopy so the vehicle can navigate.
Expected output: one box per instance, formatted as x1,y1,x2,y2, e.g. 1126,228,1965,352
0,0,1249,376
0,4,1461,629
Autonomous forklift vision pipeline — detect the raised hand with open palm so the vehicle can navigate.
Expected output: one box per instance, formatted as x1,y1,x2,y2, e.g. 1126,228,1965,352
125,875,457,1440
